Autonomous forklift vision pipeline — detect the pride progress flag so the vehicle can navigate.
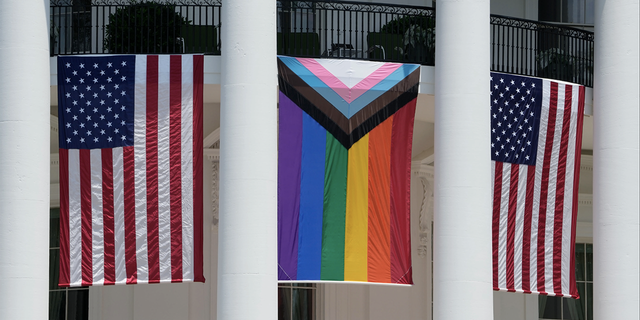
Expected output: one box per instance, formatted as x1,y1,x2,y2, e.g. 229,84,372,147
278,57,419,284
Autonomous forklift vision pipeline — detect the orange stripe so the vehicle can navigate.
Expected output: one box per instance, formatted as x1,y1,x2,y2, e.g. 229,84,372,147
367,115,394,283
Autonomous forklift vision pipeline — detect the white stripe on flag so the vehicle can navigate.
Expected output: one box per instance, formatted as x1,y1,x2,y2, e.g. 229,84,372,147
112,147,127,284
134,55,149,283
91,149,104,285
514,164,528,291
530,79,551,292
181,55,195,280
68,149,83,287
157,55,173,282
544,82,565,294
561,84,579,295
498,163,510,289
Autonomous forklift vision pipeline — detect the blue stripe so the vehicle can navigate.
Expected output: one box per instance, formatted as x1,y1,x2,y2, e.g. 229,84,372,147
296,112,327,280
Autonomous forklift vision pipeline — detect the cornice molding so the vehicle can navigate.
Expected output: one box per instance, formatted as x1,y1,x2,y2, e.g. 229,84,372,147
412,162,434,180
578,193,592,206
51,114,59,134
51,153,59,167
204,148,220,162
580,154,593,172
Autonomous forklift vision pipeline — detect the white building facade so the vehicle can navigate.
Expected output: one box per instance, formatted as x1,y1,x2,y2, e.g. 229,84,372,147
0,0,637,319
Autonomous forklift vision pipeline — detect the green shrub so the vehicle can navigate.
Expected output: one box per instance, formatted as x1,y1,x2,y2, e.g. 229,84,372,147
103,1,190,54
537,48,575,82
380,15,434,35
377,15,435,64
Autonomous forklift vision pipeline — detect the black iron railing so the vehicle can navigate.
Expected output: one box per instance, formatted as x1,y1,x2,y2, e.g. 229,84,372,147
50,1,594,86
491,15,594,87
50,0,222,56
276,0,435,65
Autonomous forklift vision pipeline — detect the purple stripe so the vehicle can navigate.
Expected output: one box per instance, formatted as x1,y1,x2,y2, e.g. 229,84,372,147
278,92,303,280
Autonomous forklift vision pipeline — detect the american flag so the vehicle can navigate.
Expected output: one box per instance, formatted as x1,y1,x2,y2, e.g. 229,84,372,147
490,72,584,298
57,55,204,286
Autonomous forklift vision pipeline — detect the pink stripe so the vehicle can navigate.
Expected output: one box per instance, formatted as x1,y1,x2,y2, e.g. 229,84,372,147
296,58,401,103
59,149,71,287
192,55,204,282
537,81,559,293
146,55,160,283
553,84,572,295
169,55,183,282
79,149,93,286
102,149,115,285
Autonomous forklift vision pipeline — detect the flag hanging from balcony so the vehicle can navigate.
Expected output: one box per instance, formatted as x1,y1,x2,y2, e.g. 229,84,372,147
490,72,585,298
57,55,204,286
277,56,419,284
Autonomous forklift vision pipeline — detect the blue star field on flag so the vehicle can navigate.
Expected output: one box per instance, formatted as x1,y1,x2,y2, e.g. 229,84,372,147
490,74,542,166
58,56,136,150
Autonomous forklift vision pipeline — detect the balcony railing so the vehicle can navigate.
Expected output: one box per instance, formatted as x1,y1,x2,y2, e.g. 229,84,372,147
50,0,594,87
491,15,594,87
50,0,222,55
276,0,435,64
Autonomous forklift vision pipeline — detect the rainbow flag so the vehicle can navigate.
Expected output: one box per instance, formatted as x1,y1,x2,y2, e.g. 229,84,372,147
277,56,419,284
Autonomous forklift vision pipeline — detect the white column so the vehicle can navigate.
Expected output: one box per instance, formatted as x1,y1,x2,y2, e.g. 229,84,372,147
593,1,639,319
217,0,278,319
0,0,51,319
433,1,493,319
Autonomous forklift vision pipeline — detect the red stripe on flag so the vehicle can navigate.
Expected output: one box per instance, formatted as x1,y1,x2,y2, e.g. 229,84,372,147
79,149,93,286
537,81,559,293
102,149,116,285
59,149,71,287
568,86,585,298
169,55,184,282
146,55,160,283
506,164,519,291
521,165,535,293
553,85,572,294
123,146,137,284
389,99,415,284
192,55,204,282
492,161,503,290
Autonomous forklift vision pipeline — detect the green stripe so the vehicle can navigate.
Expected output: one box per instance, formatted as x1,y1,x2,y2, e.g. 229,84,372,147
320,132,348,280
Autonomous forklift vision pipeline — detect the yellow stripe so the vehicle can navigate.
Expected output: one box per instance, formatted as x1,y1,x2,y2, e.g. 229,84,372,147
344,134,369,281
